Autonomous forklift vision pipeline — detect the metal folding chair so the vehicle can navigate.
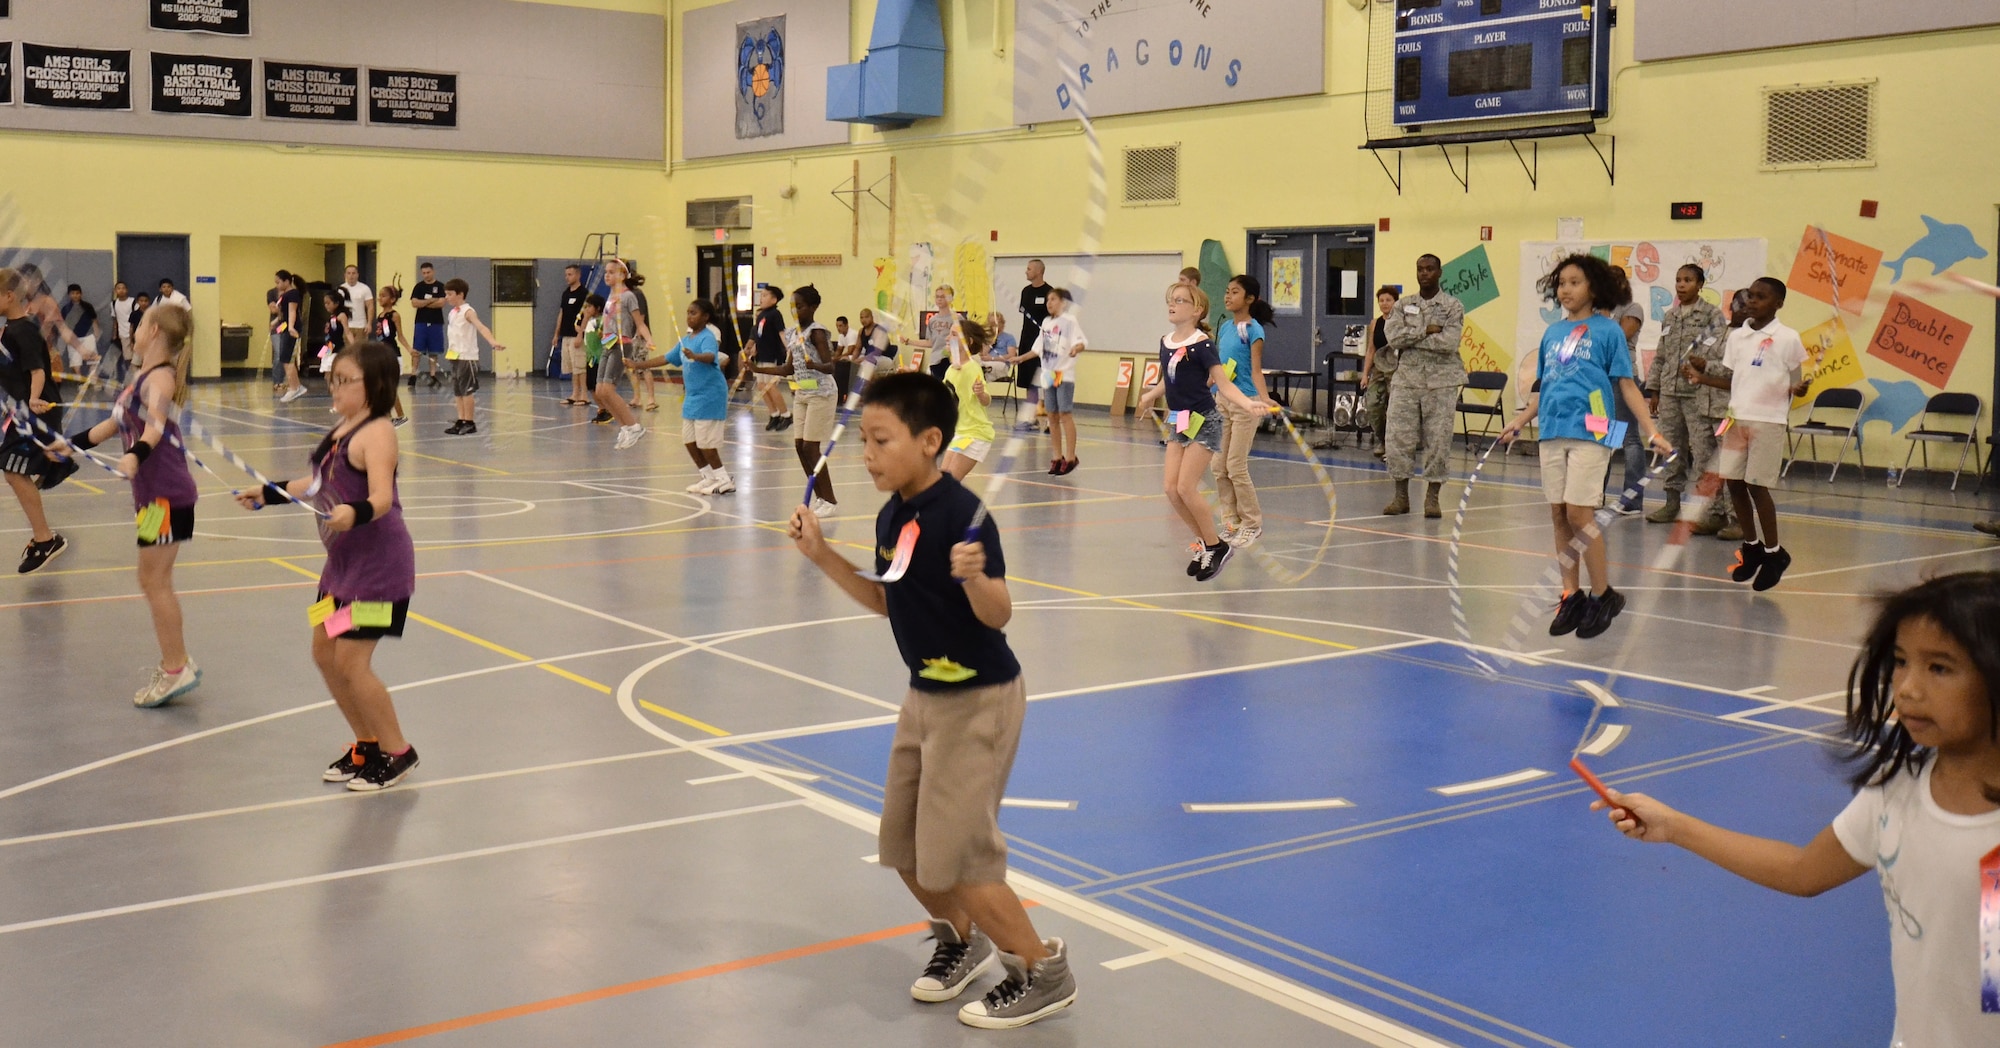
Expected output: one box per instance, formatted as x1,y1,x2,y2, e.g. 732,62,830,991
1897,392,1985,491
1783,387,1865,481
1456,370,1508,453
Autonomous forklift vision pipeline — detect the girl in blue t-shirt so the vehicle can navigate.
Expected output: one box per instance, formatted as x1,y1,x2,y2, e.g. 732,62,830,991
1136,282,1269,582
1214,275,1279,547
638,298,734,495
1499,254,1670,640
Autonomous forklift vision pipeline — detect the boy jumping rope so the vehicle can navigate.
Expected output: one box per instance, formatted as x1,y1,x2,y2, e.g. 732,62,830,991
788,371,1078,1030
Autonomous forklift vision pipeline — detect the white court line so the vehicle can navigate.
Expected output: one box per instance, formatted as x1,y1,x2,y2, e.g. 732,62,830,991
1102,949,1175,970
1576,723,1630,757
1783,542,2000,580
1183,799,1354,814
466,570,902,712
1722,689,1847,722
687,772,752,785
1574,681,1622,709
1522,648,1563,658
0,800,803,937
1000,797,1078,811
1738,685,1777,696
1430,768,1554,796
1620,609,1854,650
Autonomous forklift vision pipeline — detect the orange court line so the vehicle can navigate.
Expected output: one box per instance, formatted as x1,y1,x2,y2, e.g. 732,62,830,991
319,921,927,1047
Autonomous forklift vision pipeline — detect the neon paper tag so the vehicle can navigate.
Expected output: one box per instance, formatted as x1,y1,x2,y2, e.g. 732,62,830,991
136,499,168,543
1584,414,1610,436
1981,843,1999,1012
791,377,820,391
350,601,394,628
1170,410,1206,437
323,605,354,637
307,596,336,626
1588,389,1607,418
1601,420,1629,448
1224,359,1239,381
1715,417,1735,437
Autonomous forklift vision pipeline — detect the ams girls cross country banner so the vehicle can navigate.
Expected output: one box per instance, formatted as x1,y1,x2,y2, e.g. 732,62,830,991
1515,238,1768,384
21,43,131,110
151,0,250,36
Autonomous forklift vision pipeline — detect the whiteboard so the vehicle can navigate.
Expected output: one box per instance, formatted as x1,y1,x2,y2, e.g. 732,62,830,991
993,253,1184,356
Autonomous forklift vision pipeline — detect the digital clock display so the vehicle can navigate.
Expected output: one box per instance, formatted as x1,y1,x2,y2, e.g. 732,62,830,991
1670,201,1705,221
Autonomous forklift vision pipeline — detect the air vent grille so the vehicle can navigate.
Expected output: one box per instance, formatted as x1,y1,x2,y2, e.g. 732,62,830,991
686,196,753,229
1763,81,1874,170
1123,145,1180,206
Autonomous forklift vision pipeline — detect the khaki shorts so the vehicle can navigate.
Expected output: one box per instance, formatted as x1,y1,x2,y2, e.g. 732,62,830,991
879,676,1026,892
1717,419,1785,487
1539,438,1616,506
681,417,725,449
795,395,837,443
562,337,585,371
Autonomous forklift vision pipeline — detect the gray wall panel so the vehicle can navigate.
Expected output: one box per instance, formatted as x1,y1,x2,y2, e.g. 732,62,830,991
681,0,849,159
1636,0,2000,60
0,0,664,161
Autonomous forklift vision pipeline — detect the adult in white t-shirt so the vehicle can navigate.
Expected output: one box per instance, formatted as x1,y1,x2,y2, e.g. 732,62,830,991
340,265,375,332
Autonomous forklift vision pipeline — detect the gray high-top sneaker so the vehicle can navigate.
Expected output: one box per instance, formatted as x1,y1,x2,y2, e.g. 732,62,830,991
911,919,997,1002
958,937,1078,1029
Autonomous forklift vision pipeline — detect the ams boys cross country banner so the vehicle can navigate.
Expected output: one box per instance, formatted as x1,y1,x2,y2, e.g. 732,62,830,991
21,43,131,110
151,0,250,37
366,67,456,128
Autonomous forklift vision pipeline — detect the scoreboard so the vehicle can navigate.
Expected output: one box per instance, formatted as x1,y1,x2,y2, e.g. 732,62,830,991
1392,0,1611,127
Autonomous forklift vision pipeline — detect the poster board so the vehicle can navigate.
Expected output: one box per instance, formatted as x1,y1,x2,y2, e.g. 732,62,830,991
992,252,1185,357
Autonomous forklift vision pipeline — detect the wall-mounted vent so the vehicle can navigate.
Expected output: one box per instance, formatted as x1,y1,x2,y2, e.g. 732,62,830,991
686,197,753,229
1762,80,1874,170
1123,145,1180,206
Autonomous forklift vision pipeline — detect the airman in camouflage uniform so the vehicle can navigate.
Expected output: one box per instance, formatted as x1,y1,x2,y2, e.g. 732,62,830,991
1382,255,1466,518
1645,267,1727,524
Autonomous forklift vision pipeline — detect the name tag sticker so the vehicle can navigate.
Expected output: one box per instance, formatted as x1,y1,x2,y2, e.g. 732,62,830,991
350,601,394,628
1404,305,1420,315
307,596,336,626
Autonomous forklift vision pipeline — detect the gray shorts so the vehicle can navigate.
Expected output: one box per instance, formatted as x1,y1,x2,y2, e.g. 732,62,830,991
595,346,627,388
450,359,480,397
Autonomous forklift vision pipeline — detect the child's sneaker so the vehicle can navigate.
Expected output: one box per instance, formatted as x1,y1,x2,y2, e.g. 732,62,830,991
1576,587,1626,640
708,471,736,495
1194,540,1234,582
686,474,718,495
324,740,382,783
17,534,67,574
614,424,645,450
1186,541,1204,577
132,658,201,708
911,920,998,1003
958,938,1077,1029
1548,591,1588,636
1729,541,1765,583
347,745,419,791
1751,546,1791,592
809,496,837,519
1228,525,1262,548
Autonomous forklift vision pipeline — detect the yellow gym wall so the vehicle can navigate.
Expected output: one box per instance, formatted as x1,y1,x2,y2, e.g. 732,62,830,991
217,237,324,369
660,0,2000,464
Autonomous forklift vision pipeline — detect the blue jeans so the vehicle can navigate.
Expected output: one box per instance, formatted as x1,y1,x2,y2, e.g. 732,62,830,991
1610,398,1646,508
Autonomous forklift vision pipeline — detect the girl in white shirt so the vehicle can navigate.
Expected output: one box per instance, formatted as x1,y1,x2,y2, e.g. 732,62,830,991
1595,572,2000,1048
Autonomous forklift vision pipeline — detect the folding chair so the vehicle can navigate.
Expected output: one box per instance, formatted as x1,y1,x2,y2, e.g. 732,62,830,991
1782,387,1865,481
1977,434,1998,494
1456,371,1507,453
1897,392,1985,491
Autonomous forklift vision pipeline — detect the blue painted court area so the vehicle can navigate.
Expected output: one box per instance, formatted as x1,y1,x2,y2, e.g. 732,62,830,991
751,642,1892,1048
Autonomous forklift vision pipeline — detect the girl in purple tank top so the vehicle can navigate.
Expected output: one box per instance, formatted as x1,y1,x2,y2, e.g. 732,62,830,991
236,340,421,791
59,303,202,709
370,284,410,426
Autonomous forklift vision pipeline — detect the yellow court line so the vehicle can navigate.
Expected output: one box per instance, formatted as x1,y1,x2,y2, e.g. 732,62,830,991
637,699,731,738
70,479,105,496
402,450,511,476
1006,574,1357,651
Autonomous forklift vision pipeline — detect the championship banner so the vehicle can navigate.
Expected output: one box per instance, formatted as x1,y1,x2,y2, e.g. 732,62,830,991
1517,237,1767,385
21,43,131,111
150,52,251,117
264,60,358,122
151,0,251,36
366,67,457,128
0,43,12,106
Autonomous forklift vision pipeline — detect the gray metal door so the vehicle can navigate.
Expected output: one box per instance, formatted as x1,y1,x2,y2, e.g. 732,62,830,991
116,235,191,304
418,256,493,371
1246,226,1374,374
533,259,591,375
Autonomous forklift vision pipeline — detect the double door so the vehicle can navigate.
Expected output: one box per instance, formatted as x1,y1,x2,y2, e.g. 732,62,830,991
696,244,756,344
1245,226,1375,374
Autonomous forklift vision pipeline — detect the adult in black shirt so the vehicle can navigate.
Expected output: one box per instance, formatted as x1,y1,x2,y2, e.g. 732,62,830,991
1,275,69,570
711,289,743,386
1014,259,1051,431
554,264,591,405
749,285,791,430
409,263,447,388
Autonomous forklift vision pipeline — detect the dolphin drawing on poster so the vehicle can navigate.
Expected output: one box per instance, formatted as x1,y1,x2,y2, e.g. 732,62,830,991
1885,216,1988,283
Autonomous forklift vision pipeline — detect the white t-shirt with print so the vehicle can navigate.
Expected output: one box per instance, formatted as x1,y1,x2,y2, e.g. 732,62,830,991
1831,760,2000,1048
342,282,374,328
1035,314,1087,388
1721,319,1808,425
446,304,480,361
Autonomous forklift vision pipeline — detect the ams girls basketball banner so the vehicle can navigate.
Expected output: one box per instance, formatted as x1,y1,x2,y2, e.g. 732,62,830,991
1515,238,1768,385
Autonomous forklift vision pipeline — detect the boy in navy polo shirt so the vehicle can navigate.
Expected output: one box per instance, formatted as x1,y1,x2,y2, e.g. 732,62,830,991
788,371,1077,1030
1500,253,1671,639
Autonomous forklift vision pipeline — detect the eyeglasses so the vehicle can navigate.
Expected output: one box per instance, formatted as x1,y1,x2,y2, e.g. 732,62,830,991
326,374,362,388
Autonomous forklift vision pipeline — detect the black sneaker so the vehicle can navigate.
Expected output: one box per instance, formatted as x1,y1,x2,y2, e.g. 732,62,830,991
324,740,383,783
347,745,418,791
1186,542,1203,577
1576,587,1626,640
17,534,67,574
764,415,780,431
1194,540,1234,582
592,410,614,425
443,420,465,435
1752,546,1792,592
775,415,793,432
458,421,477,435
1729,542,1764,583
1549,591,1589,636
407,375,418,390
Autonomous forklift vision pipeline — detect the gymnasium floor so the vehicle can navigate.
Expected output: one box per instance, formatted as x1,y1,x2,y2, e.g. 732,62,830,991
2,377,1994,1047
